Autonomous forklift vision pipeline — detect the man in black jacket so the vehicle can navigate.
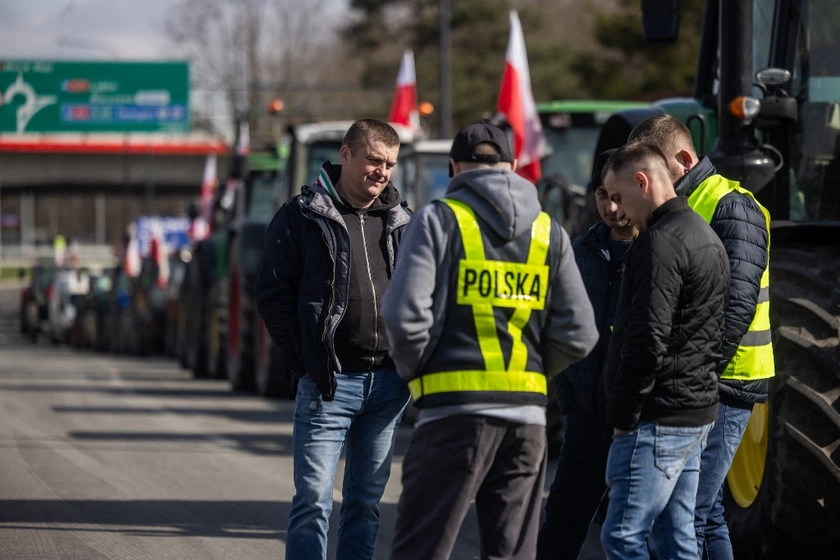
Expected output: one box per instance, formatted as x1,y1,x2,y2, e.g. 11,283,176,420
256,119,412,560
629,115,773,559
598,142,729,560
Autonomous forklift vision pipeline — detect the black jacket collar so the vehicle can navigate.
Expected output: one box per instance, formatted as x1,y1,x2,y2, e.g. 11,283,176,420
674,156,717,199
650,196,689,228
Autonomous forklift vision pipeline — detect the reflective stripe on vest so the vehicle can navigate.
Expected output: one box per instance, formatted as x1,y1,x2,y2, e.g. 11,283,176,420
407,198,551,401
687,175,775,380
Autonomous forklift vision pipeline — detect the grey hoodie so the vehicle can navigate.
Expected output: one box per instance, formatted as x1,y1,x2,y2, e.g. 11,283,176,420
382,168,598,426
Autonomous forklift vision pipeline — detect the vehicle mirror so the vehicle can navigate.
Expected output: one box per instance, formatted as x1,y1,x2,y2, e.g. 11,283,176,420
756,68,792,86
642,0,680,42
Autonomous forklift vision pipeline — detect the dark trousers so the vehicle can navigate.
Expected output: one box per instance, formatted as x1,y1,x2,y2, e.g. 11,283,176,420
537,406,612,560
390,414,546,560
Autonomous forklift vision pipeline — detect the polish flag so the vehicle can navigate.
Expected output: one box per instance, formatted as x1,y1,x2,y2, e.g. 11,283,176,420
195,154,217,240
389,50,420,132
496,10,547,183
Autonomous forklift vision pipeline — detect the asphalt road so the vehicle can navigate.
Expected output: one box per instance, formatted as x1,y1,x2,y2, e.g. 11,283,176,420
0,281,604,560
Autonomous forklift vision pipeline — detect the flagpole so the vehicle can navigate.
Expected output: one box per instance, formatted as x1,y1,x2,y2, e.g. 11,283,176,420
439,0,452,138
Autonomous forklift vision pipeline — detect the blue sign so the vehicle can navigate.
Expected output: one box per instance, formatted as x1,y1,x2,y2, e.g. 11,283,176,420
135,216,191,257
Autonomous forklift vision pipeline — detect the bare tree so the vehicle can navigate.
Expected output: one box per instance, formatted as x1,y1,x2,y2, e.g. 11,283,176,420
165,0,345,141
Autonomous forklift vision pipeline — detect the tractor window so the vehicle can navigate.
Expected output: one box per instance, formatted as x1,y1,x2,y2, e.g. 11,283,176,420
789,0,840,220
541,126,600,189
305,142,342,189
753,1,774,81
246,173,278,223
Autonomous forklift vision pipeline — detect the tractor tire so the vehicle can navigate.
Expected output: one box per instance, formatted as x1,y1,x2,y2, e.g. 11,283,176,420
724,243,840,559
184,257,209,379
175,297,189,369
226,253,256,392
204,279,228,381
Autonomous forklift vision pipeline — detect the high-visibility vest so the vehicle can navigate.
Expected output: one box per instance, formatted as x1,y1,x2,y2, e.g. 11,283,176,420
688,175,775,380
407,198,552,403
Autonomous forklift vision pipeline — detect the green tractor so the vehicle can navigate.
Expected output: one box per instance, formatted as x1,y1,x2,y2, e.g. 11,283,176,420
536,99,648,240
225,142,290,393
594,1,840,557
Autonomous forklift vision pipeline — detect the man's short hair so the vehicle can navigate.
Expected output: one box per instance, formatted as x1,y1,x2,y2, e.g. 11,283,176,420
627,114,694,152
591,148,617,191
603,141,672,183
449,122,514,176
343,119,400,154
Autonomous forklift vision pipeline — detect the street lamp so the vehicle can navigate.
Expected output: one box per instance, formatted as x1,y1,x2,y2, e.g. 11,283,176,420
439,0,452,138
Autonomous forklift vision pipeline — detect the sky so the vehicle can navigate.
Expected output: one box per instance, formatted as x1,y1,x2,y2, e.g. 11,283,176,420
0,0,349,140
0,0,179,60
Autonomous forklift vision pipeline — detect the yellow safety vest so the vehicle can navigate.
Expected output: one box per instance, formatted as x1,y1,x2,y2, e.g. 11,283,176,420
407,198,552,402
688,175,775,380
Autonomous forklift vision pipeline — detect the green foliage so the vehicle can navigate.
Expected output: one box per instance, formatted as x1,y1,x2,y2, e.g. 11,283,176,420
576,0,705,100
342,0,706,131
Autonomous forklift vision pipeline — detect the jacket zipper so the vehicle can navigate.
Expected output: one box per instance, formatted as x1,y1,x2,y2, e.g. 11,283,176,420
359,212,380,370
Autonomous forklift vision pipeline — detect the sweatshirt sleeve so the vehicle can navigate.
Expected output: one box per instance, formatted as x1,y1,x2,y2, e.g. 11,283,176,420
382,204,450,381
541,222,599,378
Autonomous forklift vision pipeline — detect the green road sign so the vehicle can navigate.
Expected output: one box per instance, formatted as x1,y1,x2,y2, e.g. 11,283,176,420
0,60,189,133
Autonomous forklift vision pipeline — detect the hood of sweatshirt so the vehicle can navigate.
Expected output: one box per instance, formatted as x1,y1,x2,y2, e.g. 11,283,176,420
443,168,542,241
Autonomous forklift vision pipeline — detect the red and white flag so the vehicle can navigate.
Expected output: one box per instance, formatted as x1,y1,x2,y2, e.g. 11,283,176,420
389,50,420,132
496,10,547,184
195,154,217,240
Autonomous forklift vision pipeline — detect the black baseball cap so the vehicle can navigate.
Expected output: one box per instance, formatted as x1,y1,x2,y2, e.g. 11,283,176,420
591,148,618,191
449,122,515,177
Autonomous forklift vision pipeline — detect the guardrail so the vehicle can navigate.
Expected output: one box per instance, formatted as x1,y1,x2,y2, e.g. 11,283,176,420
0,244,117,273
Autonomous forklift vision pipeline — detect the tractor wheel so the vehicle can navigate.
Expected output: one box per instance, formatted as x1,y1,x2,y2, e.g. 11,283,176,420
175,297,189,369
724,244,840,559
204,280,227,380
184,258,209,379
227,255,256,392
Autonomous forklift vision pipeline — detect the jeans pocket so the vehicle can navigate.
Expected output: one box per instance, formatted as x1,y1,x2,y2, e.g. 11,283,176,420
294,376,322,416
654,425,704,479
723,407,752,456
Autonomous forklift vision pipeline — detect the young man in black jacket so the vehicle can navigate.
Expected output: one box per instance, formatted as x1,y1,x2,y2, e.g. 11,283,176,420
599,142,729,560
256,119,412,560
628,115,774,559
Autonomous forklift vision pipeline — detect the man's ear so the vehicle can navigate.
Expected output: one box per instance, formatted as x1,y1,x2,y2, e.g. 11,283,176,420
339,144,350,163
635,170,652,194
677,149,694,175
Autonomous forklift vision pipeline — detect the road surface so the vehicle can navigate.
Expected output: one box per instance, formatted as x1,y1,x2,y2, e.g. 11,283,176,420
0,280,604,559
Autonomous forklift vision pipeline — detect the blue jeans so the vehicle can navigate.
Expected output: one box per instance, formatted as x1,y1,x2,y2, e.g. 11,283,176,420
693,402,753,559
537,406,612,559
286,369,410,560
601,421,713,560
